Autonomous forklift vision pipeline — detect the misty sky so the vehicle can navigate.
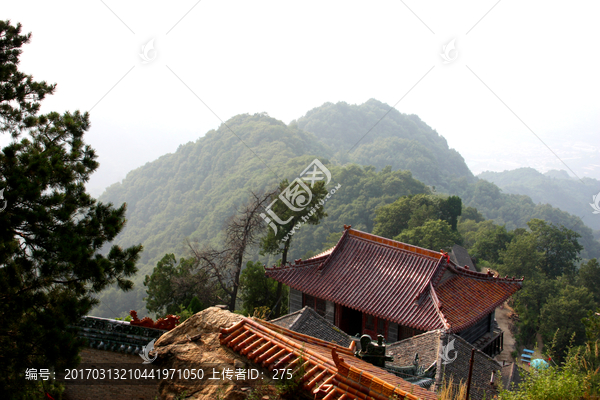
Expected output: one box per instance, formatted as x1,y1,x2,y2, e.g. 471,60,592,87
2,0,599,197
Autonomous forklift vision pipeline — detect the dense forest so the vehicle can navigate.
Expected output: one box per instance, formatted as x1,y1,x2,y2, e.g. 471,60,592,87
479,167,600,231
94,101,600,318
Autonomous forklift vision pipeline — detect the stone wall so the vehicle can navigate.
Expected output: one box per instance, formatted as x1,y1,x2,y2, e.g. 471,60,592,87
289,288,302,313
62,348,159,400
437,333,501,400
387,330,441,369
325,301,335,325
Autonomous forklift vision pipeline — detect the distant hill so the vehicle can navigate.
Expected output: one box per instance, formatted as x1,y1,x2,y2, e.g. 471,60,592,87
478,168,600,231
295,99,474,191
92,101,600,318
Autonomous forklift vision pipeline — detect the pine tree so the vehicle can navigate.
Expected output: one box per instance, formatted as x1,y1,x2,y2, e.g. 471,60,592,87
0,20,143,395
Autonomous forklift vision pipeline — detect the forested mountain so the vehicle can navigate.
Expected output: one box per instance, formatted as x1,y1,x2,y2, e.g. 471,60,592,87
295,99,474,191
93,100,600,318
478,168,600,231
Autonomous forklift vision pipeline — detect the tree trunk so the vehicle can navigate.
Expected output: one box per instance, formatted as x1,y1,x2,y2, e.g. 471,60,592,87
229,253,243,311
273,242,289,318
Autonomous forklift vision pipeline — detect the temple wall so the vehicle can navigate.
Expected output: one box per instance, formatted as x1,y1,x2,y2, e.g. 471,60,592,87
289,288,303,313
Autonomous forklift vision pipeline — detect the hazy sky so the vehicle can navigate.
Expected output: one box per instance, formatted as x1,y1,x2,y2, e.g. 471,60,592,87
2,0,599,196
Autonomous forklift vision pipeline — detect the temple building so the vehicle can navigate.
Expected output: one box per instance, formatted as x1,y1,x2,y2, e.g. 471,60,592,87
265,225,522,354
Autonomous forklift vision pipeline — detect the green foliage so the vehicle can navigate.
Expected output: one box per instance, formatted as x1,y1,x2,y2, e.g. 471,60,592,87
372,193,461,240
583,309,600,342
528,219,582,279
578,259,600,304
296,99,475,191
395,219,461,251
90,99,600,319
0,20,143,396
498,365,585,400
471,225,514,265
260,179,328,317
512,272,560,345
439,195,462,231
260,179,328,258
461,206,485,223
539,285,596,358
497,232,543,280
143,254,215,317
479,167,600,231
239,261,285,316
460,179,600,260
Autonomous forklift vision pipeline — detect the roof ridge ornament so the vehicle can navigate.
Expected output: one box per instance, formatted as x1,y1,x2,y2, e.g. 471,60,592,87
343,224,352,230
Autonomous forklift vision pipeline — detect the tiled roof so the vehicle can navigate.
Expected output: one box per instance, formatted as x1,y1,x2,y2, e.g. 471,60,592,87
266,227,522,333
435,273,522,332
387,330,506,400
271,306,352,347
450,244,476,271
219,316,438,400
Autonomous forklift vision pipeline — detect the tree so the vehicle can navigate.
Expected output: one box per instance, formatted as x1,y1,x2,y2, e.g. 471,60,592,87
223,190,275,311
187,190,274,311
461,206,485,223
239,260,285,316
470,225,514,265
372,194,463,239
497,232,543,279
539,285,596,358
260,179,328,317
143,253,216,317
0,21,142,395
439,195,462,231
528,219,582,279
512,271,560,345
394,219,461,251
578,259,600,304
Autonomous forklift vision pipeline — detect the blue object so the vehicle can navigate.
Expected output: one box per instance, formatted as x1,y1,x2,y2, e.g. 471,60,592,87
523,348,534,354
521,354,532,359
530,359,549,369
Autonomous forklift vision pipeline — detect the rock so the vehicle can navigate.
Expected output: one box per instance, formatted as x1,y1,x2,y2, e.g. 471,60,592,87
153,307,268,400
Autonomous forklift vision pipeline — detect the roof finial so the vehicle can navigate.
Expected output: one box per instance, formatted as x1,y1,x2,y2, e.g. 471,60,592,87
343,224,352,230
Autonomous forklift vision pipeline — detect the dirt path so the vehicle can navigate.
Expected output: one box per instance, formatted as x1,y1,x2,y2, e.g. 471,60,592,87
495,301,516,365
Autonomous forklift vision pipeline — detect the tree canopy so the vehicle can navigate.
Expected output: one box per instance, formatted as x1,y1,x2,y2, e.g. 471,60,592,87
0,20,142,396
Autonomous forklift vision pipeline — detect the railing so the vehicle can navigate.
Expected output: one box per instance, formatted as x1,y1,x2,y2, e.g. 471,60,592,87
481,331,503,357
70,316,166,354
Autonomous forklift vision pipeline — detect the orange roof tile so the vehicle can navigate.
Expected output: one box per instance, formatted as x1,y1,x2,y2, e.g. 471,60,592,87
219,316,437,400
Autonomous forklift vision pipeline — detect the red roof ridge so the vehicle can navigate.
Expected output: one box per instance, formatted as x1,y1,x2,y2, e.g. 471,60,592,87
446,262,525,283
309,246,335,260
429,283,451,330
347,228,443,260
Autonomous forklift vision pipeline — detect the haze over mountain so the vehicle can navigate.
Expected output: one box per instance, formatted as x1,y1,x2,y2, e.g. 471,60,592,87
93,100,600,318
479,168,600,232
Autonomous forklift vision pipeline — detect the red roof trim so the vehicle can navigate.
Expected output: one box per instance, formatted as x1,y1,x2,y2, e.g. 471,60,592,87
429,283,450,330
347,229,442,260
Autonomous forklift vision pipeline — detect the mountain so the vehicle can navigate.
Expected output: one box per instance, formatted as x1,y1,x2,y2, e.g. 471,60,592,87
295,99,474,191
92,101,600,318
478,168,600,232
